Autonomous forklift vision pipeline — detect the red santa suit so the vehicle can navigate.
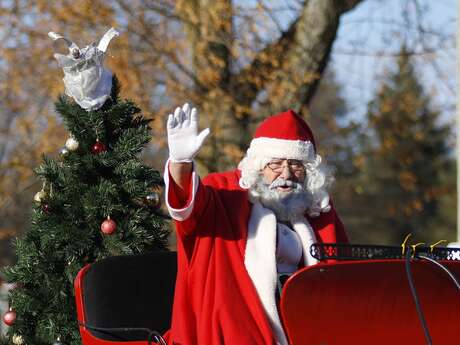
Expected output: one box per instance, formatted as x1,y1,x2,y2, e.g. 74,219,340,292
163,110,349,345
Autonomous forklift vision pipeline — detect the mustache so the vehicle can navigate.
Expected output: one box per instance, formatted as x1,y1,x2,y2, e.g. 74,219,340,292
269,178,302,190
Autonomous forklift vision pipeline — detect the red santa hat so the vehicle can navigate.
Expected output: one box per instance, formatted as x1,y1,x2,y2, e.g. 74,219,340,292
238,109,322,189
248,109,317,162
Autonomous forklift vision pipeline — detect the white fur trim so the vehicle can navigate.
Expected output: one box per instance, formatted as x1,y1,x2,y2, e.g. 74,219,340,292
291,216,319,266
245,203,287,345
163,158,199,221
247,137,316,163
244,203,319,345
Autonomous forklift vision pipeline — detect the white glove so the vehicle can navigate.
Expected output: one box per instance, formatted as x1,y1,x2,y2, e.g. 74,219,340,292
167,103,210,163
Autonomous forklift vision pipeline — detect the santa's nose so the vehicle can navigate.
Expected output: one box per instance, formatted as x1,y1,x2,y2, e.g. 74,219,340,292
279,165,292,179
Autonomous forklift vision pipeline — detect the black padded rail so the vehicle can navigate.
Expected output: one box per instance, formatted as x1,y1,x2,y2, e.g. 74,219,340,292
81,251,177,341
311,243,460,261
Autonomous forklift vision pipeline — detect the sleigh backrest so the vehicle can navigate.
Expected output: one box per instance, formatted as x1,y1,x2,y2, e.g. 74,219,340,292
75,251,177,343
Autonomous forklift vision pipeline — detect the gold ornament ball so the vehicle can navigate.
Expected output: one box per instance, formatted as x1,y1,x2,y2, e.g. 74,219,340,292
59,147,69,157
65,137,79,151
12,334,24,345
34,190,46,203
145,192,160,207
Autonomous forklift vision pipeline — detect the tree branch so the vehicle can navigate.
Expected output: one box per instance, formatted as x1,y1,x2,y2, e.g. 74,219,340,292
231,0,365,109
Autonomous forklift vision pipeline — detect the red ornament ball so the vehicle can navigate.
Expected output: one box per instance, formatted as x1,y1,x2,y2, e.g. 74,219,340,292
3,308,17,326
42,203,51,214
91,140,106,154
101,217,117,235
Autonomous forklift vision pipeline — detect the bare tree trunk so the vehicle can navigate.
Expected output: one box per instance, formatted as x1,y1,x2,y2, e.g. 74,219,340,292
180,0,365,172
177,0,237,172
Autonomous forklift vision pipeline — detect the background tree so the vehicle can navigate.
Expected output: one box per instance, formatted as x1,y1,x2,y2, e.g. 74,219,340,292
0,78,169,344
305,68,368,243
0,0,365,264
356,49,453,244
0,1,456,263
0,0,365,172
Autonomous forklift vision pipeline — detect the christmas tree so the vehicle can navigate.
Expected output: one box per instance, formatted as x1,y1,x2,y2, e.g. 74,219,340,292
1,29,169,345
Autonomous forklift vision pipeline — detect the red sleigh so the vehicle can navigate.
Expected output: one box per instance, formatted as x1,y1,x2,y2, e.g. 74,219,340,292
281,244,460,345
74,245,460,345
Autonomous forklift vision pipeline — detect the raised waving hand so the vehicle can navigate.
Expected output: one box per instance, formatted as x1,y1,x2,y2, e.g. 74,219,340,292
167,103,210,163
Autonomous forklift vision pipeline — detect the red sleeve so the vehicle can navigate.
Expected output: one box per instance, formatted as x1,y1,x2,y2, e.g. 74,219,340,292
164,161,218,238
167,168,192,209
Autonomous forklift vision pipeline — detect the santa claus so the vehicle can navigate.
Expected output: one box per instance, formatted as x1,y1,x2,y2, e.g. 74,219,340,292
163,103,349,345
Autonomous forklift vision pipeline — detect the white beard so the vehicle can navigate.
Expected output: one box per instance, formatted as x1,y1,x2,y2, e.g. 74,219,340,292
248,175,312,222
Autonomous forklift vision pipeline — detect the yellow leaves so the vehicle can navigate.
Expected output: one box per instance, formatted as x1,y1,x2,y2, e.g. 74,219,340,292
44,71,66,99
46,0,115,28
108,38,145,103
353,155,365,169
382,136,395,150
206,4,232,32
266,70,317,107
175,0,200,25
400,92,419,115
402,200,423,216
387,204,397,216
208,52,227,70
387,199,423,217
402,205,413,216
398,171,417,191
413,131,424,142
2,48,18,63
424,186,449,201
222,144,244,163
376,89,421,120
1,112,65,200
199,66,224,86
37,115,67,154
234,103,252,120
0,229,15,241
411,199,423,212
354,185,364,194
380,99,393,114
258,51,280,68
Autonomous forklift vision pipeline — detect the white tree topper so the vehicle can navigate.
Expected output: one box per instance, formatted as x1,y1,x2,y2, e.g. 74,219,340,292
48,28,119,111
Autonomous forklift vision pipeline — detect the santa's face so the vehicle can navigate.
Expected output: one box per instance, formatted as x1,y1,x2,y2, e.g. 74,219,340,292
244,154,331,220
261,158,306,193
249,160,311,221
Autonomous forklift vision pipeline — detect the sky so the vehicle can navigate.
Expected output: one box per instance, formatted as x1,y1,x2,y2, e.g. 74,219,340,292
238,0,456,128
331,0,456,125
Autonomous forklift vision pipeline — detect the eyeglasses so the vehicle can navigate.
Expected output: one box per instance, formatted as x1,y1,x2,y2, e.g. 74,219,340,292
265,159,305,173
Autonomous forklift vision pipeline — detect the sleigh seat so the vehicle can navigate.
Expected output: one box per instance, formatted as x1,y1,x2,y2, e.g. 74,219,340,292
74,251,177,345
